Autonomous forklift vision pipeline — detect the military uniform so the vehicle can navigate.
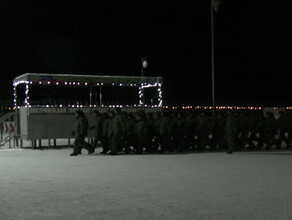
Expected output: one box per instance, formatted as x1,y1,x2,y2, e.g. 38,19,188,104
262,112,277,149
175,112,186,152
197,112,209,151
107,109,125,155
225,111,239,154
71,111,94,156
157,112,170,153
134,113,149,154
124,113,136,154
100,113,110,154
93,111,103,148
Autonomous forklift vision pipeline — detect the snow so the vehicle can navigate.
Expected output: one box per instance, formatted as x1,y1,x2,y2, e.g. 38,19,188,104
1,140,292,220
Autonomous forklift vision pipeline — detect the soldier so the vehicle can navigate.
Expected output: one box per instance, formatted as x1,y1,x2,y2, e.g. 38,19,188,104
185,111,197,151
254,113,265,150
70,110,94,156
152,112,162,152
206,113,216,151
92,110,103,149
262,111,277,150
275,111,288,149
145,112,156,153
123,112,136,154
134,111,149,154
237,111,250,150
157,111,170,153
100,112,110,154
107,108,126,155
212,112,226,151
197,112,209,152
286,111,292,149
168,112,178,152
245,111,258,150
225,111,239,154
175,111,186,152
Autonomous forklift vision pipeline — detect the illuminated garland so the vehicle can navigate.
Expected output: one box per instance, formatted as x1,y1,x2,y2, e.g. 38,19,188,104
13,80,163,108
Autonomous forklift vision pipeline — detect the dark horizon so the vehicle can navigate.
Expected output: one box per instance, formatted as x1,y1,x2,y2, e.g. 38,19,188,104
0,0,290,106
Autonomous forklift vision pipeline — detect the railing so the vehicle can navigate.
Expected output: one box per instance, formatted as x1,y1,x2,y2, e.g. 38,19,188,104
0,112,16,148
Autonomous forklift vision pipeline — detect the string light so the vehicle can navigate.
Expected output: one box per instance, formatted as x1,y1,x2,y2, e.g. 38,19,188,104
12,73,163,108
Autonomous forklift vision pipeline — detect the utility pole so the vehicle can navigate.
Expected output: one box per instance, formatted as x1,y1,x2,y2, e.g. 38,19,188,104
211,0,220,113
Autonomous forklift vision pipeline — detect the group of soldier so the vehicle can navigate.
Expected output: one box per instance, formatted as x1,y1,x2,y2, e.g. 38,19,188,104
70,108,292,156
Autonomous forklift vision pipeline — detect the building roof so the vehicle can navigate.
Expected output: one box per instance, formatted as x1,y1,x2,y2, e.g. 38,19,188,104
13,73,163,86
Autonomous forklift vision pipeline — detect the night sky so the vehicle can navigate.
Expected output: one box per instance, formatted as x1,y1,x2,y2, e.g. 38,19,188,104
0,0,290,106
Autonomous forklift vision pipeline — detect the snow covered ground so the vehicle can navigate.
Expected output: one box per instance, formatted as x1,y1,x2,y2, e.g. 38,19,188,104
1,140,292,220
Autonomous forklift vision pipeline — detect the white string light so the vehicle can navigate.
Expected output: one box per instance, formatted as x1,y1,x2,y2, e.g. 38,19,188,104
13,76,164,108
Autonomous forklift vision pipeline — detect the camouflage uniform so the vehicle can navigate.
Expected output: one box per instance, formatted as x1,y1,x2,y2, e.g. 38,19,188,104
225,111,239,154
185,112,197,150
93,111,103,148
168,112,178,152
100,113,110,154
124,113,136,154
212,113,226,151
275,111,290,149
286,111,292,149
107,109,126,155
206,114,216,151
262,112,277,149
245,112,258,150
134,112,149,154
175,112,186,152
197,112,209,151
71,111,94,156
146,113,156,152
237,112,250,150
157,111,170,153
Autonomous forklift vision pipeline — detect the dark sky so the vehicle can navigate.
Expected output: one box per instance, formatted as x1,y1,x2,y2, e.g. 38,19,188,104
0,0,291,106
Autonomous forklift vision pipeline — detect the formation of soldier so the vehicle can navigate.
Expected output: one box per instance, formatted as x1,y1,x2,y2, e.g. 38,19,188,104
71,109,292,156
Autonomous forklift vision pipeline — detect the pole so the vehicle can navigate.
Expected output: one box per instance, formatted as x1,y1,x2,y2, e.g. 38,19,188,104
89,86,92,106
211,0,215,113
141,57,147,106
99,86,102,106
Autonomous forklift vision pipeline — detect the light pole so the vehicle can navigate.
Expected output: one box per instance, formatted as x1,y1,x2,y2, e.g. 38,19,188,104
211,0,220,112
140,57,148,106
141,57,148,77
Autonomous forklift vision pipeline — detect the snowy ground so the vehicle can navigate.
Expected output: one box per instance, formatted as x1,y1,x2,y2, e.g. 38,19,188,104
1,140,292,220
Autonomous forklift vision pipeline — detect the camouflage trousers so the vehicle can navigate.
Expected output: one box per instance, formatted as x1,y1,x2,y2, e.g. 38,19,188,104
73,135,93,154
